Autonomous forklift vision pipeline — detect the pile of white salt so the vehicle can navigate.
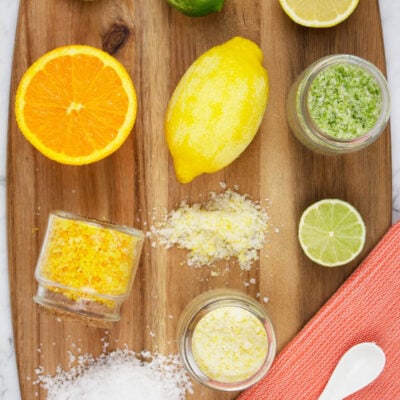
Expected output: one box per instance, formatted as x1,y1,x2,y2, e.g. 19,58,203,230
35,349,192,400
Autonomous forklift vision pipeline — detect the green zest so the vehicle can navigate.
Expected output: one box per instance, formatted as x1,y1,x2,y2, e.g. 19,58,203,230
307,63,382,139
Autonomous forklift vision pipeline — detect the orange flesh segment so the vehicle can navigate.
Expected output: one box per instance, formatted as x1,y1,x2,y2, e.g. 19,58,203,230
19,50,133,161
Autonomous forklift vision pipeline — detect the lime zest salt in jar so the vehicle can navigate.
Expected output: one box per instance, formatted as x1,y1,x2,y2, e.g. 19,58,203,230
287,54,390,153
177,289,276,391
34,211,144,324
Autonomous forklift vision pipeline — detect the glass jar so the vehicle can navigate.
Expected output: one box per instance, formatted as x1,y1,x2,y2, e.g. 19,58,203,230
177,289,276,391
34,211,144,325
286,54,390,154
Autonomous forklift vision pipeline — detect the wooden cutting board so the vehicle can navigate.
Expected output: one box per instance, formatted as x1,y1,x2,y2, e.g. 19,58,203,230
7,0,392,399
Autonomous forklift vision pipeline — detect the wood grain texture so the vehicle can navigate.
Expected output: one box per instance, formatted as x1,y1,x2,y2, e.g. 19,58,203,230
7,0,391,399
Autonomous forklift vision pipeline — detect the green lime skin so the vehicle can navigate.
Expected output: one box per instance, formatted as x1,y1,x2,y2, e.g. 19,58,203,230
167,0,225,17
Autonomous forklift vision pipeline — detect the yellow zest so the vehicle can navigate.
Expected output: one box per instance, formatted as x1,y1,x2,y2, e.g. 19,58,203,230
192,306,268,383
38,215,139,305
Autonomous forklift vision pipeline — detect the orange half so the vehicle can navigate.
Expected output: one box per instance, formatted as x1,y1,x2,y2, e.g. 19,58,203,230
15,45,137,165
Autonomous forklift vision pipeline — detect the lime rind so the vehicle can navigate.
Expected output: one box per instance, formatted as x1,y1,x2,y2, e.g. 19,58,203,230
298,199,366,267
167,0,224,17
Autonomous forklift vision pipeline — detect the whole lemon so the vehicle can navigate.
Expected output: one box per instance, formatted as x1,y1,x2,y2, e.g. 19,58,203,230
165,36,269,183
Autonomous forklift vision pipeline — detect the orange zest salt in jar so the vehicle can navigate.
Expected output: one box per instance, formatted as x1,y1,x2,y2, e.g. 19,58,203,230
34,211,144,324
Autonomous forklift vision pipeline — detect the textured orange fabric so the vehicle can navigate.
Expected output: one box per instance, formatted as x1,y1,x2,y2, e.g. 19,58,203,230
239,221,400,400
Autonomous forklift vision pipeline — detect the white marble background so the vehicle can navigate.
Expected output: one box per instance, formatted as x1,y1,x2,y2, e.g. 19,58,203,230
0,1,399,399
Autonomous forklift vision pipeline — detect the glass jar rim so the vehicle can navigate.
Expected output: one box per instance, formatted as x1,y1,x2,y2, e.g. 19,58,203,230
299,54,390,147
177,289,276,391
50,210,145,239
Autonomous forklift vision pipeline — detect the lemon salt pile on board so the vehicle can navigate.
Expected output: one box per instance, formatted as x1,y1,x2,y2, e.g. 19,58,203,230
298,199,366,267
165,37,269,183
151,189,269,270
15,45,137,165
279,0,360,28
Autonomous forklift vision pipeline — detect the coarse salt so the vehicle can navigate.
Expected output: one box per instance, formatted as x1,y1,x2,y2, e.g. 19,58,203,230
35,349,192,400
191,306,269,383
151,190,269,270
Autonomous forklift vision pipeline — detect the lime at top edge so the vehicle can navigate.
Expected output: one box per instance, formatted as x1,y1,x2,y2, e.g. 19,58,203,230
167,0,225,17
298,199,366,267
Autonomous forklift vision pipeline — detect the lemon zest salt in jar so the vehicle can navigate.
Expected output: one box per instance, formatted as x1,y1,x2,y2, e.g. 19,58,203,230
34,211,144,325
177,289,276,391
287,54,390,154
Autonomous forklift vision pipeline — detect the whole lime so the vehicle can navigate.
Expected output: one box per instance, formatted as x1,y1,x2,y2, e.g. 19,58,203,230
167,0,225,17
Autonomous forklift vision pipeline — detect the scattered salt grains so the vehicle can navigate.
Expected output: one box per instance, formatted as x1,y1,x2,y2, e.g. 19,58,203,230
151,189,269,270
35,349,192,400
249,278,257,285
67,351,76,365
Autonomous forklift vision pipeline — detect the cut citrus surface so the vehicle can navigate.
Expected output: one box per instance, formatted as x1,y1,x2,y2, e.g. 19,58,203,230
298,199,366,267
166,0,225,17
278,0,360,28
15,45,137,165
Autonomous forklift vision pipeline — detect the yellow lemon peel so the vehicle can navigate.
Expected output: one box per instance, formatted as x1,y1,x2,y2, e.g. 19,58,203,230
166,37,269,183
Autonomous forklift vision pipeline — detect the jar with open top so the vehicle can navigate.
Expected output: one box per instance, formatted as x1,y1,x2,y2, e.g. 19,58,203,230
177,289,276,391
34,211,144,325
286,54,390,154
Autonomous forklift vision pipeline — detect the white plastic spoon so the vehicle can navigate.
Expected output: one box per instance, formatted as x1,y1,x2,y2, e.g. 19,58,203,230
318,342,386,400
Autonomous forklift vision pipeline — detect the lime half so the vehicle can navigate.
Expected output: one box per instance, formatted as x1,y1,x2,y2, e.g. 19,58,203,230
298,199,366,267
167,0,225,17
